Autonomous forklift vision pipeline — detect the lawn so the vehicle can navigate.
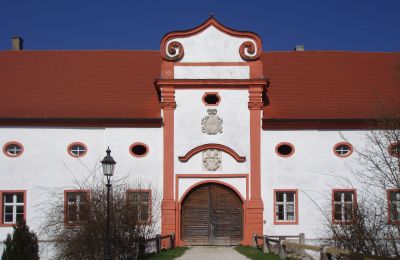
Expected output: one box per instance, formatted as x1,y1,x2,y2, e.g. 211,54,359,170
235,246,282,260
143,247,189,260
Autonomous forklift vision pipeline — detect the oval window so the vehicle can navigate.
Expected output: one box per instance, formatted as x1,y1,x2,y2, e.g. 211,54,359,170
67,142,87,157
3,142,24,157
275,142,295,157
130,143,149,157
333,142,353,158
389,142,400,158
202,92,221,106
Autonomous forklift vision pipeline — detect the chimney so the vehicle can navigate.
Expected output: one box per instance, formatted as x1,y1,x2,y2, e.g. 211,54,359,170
11,36,24,50
294,45,304,51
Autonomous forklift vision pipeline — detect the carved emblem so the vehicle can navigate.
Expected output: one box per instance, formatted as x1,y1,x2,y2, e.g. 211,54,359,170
201,109,223,135
202,149,222,171
239,41,260,61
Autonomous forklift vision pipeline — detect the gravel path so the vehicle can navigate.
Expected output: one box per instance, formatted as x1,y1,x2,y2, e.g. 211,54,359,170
175,246,250,260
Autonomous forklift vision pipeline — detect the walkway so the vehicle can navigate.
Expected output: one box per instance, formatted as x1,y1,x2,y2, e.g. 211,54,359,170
176,246,250,260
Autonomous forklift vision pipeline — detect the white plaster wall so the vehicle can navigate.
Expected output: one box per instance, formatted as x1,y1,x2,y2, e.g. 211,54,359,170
261,130,367,239
166,26,256,62
178,177,247,202
174,89,250,176
0,127,163,247
174,66,249,79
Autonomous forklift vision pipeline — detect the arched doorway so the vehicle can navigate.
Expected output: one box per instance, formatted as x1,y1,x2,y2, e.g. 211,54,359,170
181,183,243,245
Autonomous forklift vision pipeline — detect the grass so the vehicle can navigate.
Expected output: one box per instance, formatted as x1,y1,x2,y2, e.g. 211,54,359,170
235,245,282,260
143,247,189,260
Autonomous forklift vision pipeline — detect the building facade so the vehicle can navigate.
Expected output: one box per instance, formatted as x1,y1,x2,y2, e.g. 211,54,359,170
0,18,399,253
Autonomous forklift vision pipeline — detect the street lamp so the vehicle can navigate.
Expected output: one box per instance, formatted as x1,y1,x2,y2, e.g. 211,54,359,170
101,147,116,260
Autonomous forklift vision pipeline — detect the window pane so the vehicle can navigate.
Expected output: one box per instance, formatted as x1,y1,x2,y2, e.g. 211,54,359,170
4,194,13,203
139,192,149,202
390,191,400,202
287,212,295,221
16,206,24,214
4,214,13,223
334,212,342,221
286,193,295,202
334,204,342,214
16,214,24,223
344,192,353,202
286,204,294,213
68,193,76,203
276,192,284,202
16,193,23,203
276,205,284,220
334,192,342,202
5,206,13,214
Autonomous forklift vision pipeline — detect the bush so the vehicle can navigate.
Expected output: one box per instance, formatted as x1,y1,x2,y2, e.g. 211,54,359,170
1,221,39,260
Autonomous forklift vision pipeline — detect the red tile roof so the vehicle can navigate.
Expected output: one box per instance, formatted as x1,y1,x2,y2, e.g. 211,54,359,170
0,50,161,120
0,50,398,125
262,51,400,120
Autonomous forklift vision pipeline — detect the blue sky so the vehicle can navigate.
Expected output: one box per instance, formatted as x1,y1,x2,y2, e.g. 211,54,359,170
0,0,399,51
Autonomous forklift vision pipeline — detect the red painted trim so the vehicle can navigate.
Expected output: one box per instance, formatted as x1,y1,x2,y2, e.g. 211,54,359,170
129,142,149,158
160,17,262,61
178,143,246,162
262,119,370,130
63,189,90,227
175,175,250,246
333,142,353,158
0,190,27,227
388,142,400,158
202,92,221,106
275,142,295,158
387,189,400,224
2,141,24,158
273,189,299,225
67,142,88,158
331,189,357,224
127,189,152,224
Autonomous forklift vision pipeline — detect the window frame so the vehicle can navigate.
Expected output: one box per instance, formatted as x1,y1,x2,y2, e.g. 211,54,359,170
387,189,400,224
64,190,90,227
126,189,152,224
129,142,149,158
2,141,24,158
388,142,400,158
332,189,357,224
275,142,295,158
0,190,27,227
67,142,88,158
273,189,299,225
333,142,353,158
202,92,221,106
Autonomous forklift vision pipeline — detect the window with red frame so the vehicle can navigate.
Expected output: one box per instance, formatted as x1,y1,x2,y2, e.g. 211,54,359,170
2,192,25,224
65,191,89,224
275,191,297,223
333,190,356,223
127,191,150,222
388,190,400,223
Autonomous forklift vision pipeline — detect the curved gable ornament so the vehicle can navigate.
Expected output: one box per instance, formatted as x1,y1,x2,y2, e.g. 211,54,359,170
160,17,262,62
178,143,246,163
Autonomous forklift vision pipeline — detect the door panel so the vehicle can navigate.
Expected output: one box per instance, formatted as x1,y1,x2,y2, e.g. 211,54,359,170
181,183,243,245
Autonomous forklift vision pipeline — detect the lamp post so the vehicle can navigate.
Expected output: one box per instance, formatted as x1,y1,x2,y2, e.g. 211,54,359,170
101,147,116,260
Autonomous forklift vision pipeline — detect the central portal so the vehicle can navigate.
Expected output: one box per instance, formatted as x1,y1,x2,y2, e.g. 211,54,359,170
181,183,243,245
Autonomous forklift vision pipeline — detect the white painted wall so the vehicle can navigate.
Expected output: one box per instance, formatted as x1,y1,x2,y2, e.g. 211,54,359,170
174,66,249,79
166,26,256,62
174,89,250,199
261,130,367,239
0,127,163,250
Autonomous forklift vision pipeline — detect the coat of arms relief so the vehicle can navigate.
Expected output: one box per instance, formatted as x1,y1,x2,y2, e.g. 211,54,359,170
201,109,223,135
202,149,222,171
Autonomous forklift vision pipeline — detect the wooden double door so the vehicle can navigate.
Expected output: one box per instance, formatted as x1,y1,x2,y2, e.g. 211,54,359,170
181,183,243,245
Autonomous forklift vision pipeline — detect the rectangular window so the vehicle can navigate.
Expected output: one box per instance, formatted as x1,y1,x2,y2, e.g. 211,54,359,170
274,190,298,224
332,189,356,223
1,191,26,226
388,189,400,224
64,190,89,225
127,190,151,223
